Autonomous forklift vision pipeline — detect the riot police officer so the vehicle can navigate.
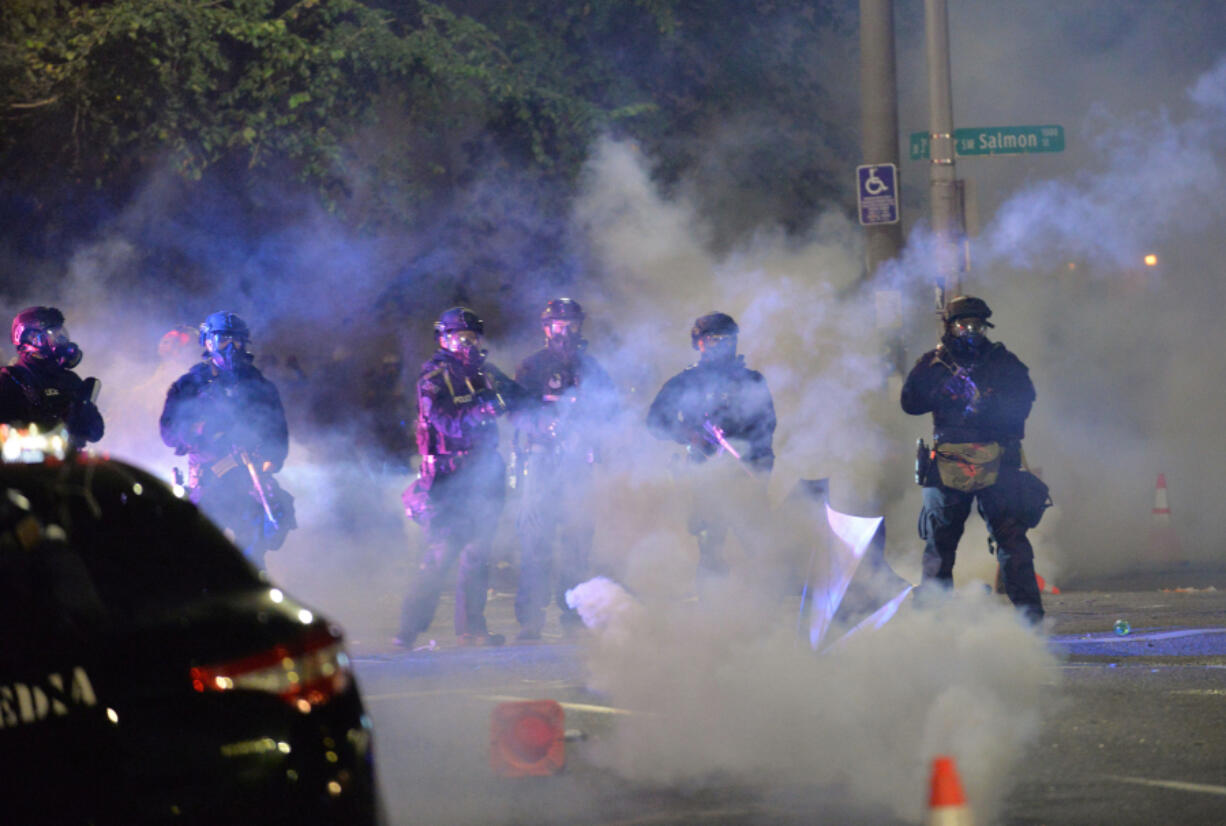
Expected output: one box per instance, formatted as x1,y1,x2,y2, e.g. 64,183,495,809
901,295,1044,623
646,312,776,592
398,307,524,648
0,306,104,448
512,298,617,639
159,311,294,569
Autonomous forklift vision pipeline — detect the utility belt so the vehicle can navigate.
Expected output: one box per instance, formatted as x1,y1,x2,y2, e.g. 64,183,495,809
936,442,1004,491
188,454,243,489
916,437,1051,526
916,440,1006,492
404,450,490,524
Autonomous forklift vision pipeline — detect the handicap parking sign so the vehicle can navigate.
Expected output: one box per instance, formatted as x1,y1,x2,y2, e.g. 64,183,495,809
856,163,899,225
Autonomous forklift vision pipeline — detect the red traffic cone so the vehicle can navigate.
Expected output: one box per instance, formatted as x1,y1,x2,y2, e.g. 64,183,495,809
926,755,973,826
1149,473,1182,562
490,700,566,777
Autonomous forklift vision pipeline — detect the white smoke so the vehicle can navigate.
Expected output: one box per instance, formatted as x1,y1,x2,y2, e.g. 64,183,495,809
549,137,1056,824
565,575,1053,823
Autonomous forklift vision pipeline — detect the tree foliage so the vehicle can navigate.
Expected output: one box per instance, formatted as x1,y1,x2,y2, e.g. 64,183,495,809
1,1,655,212
0,0,854,244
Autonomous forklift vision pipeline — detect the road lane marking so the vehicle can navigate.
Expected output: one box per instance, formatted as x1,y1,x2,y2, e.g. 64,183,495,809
1058,662,1226,670
593,807,798,825
476,694,639,715
1058,628,1226,644
1107,776,1226,796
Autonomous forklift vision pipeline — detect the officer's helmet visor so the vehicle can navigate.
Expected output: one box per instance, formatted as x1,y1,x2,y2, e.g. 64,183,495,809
23,324,68,348
207,332,249,352
951,317,988,337
545,319,580,338
441,329,480,351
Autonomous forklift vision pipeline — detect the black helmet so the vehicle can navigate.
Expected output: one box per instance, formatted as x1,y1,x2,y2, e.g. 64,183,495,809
434,307,483,338
199,311,251,347
541,298,585,323
541,298,585,354
942,296,995,328
11,306,82,368
690,312,739,350
11,306,65,350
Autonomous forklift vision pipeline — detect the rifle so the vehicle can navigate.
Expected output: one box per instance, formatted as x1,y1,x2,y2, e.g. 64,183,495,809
931,347,981,415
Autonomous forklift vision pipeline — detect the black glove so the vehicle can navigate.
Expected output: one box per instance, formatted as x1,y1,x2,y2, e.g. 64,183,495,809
65,401,104,444
78,377,101,405
474,388,507,418
939,371,979,406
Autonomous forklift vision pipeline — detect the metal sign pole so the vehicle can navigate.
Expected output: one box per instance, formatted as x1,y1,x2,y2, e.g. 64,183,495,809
925,0,962,304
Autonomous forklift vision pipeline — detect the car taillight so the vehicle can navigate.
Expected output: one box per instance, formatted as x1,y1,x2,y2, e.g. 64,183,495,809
191,625,352,712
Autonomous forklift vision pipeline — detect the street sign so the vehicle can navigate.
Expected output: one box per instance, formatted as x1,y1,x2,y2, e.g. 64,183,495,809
909,125,1064,160
856,163,899,226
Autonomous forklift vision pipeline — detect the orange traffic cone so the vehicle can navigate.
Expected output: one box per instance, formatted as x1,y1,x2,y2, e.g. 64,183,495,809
995,567,1060,596
1149,473,1182,562
926,755,973,826
490,700,566,777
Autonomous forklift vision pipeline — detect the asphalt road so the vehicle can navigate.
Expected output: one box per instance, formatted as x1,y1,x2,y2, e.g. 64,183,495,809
351,569,1226,825
1004,579,1226,826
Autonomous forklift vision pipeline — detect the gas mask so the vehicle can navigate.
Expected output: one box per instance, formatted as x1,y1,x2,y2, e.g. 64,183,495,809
441,329,485,366
205,332,251,372
544,319,583,355
945,317,990,359
24,326,83,369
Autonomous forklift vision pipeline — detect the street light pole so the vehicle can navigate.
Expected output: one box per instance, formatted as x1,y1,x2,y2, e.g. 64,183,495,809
860,0,903,280
925,0,961,304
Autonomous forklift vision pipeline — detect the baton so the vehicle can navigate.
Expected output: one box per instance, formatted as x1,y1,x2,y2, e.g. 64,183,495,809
703,420,741,460
702,421,759,480
238,450,278,526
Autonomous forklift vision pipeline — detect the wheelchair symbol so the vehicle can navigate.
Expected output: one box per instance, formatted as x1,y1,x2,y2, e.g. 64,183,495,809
856,163,898,225
863,167,888,196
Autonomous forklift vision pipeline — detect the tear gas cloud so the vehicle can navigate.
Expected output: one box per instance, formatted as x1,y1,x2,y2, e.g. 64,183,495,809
6,5,1226,820
13,136,1050,824
566,576,1051,824
18,0,1224,622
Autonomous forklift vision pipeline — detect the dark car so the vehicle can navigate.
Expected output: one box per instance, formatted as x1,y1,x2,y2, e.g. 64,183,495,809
0,430,381,825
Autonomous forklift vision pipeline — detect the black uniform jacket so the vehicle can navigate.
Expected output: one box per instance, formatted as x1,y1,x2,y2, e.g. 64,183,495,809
646,355,776,473
0,355,104,444
900,340,1035,445
160,360,289,472
513,346,618,451
415,350,524,459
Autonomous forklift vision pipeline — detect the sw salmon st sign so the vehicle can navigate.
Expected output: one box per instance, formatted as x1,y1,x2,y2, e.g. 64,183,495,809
909,125,1065,160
